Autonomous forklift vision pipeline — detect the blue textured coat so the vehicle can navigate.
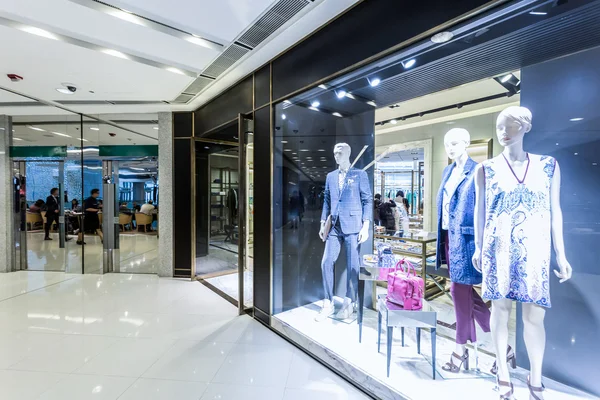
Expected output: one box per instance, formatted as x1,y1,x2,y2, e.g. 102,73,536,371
435,158,482,285
321,168,372,234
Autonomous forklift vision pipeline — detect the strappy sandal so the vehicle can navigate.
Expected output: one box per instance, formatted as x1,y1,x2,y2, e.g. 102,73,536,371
498,378,514,399
491,345,517,375
528,375,545,400
442,349,469,373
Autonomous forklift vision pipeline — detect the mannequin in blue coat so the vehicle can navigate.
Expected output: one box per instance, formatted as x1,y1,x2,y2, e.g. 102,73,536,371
435,128,491,373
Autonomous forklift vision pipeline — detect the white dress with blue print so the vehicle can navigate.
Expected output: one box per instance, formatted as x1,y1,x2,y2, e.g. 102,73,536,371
481,153,556,308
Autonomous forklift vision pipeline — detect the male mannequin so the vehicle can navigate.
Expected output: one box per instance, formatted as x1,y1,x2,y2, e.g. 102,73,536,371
317,143,371,321
436,128,491,373
472,106,572,400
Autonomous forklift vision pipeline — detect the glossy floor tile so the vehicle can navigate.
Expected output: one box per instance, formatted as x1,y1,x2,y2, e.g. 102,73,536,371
0,272,371,400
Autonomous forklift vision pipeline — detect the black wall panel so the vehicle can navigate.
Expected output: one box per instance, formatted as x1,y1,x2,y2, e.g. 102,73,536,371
253,106,271,315
254,65,270,109
174,112,193,137
195,76,253,135
174,139,193,277
272,0,492,100
195,152,209,258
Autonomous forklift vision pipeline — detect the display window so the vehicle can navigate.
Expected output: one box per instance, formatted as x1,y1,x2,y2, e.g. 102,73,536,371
271,1,600,399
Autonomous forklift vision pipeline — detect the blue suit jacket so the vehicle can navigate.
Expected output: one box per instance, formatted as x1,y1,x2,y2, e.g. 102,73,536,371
435,158,482,285
321,168,372,234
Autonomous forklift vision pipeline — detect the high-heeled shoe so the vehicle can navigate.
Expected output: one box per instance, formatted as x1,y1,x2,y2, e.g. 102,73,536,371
528,375,545,400
491,345,516,375
442,349,469,373
498,378,514,399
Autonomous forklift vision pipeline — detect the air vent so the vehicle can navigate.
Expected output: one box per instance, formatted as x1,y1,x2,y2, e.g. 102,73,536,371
183,76,215,95
238,0,310,48
173,93,195,104
203,44,251,78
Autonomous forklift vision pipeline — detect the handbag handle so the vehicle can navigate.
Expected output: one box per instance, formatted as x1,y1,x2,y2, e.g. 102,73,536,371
399,259,417,276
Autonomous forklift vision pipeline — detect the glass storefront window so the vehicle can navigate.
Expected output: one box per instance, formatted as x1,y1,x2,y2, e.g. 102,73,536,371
270,1,600,398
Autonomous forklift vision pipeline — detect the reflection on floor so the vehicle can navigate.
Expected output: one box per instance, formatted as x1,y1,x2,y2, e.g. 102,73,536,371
0,272,368,400
196,245,238,276
275,302,592,400
205,272,254,307
26,232,159,274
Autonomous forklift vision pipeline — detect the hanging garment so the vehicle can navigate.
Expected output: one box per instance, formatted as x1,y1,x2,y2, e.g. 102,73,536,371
481,154,555,307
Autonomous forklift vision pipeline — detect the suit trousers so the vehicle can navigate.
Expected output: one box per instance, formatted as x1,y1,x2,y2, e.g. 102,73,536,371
321,222,360,302
45,212,59,238
444,230,491,344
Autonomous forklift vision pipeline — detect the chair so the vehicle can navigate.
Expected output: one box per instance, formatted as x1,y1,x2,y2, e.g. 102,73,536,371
119,213,133,231
26,212,43,231
135,213,153,233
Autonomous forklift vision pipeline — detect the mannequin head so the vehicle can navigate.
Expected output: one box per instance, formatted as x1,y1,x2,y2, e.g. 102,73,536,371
444,128,471,160
496,106,532,148
333,143,351,168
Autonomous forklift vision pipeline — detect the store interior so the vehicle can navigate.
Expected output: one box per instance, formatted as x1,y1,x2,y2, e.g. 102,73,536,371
195,119,254,309
4,89,160,275
271,1,600,399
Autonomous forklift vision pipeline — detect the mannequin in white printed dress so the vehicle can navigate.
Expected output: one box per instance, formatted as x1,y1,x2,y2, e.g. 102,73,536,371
472,106,572,400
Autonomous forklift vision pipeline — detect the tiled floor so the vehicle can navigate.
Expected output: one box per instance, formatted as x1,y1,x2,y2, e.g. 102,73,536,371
0,271,370,400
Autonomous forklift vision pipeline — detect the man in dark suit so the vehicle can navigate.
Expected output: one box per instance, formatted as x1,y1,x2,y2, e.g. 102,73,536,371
44,188,60,240
317,143,372,321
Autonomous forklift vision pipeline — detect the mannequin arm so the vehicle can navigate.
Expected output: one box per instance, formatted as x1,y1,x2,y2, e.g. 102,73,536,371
550,161,572,282
472,164,486,272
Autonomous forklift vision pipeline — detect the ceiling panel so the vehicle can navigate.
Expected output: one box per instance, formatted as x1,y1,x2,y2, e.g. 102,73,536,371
0,0,219,71
0,25,193,101
104,0,277,43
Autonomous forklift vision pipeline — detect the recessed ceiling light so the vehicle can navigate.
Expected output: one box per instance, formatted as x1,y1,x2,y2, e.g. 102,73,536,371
20,26,58,40
28,125,45,132
570,117,584,122
336,90,347,99
166,67,185,75
311,101,320,108
300,149,310,152
500,74,513,83
13,137,23,141
282,114,286,120
283,100,292,105
90,127,100,131
318,84,328,90
431,31,454,43
204,146,210,149
56,88,74,95
51,131,71,138
529,11,547,15
102,49,128,59
366,101,377,107
369,78,381,87
292,152,297,155
284,149,292,152
332,112,342,117
345,93,355,100
281,140,288,144
309,107,319,111
318,149,326,152
574,152,579,156
390,119,397,124
153,127,159,130
402,59,417,69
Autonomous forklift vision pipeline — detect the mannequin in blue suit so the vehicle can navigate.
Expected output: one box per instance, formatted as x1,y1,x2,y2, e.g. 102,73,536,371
317,143,372,321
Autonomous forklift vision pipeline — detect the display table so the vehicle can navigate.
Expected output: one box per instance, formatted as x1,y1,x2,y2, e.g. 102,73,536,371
376,294,437,379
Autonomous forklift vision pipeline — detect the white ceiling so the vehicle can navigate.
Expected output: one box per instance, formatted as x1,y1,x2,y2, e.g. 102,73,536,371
0,0,360,117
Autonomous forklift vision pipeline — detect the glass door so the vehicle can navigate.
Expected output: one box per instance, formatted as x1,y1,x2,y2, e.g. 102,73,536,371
238,114,254,313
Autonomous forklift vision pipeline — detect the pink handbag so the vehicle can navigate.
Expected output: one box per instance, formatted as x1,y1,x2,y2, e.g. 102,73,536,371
386,259,424,311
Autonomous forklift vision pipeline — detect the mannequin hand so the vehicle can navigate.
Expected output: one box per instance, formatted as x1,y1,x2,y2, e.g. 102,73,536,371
357,225,369,244
319,223,326,241
472,249,482,273
554,255,572,283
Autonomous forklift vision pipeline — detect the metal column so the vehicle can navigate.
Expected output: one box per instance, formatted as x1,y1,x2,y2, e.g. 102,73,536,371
13,161,27,271
58,161,66,248
102,161,120,273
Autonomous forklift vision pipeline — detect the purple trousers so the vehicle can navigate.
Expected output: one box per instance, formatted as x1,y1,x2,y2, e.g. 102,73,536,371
444,230,491,344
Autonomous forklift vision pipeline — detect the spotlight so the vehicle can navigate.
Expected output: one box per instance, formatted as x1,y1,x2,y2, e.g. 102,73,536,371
368,78,381,87
366,101,377,107
282,114,286,120
500,74,512,83
402,59,416,69
311,100,320,108
318,84,328,89
332,112,342,117
336,90,347,99
390,119,397,124
431,31,454,43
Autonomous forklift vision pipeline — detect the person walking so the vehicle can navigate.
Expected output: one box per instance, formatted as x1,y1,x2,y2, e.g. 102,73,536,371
44,188,60,240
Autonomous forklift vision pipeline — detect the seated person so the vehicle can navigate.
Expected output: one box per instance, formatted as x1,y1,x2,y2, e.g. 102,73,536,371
140,201,155,215
70,199,82,212
120,202,132,215
132,202,141,212
29,199,45,214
